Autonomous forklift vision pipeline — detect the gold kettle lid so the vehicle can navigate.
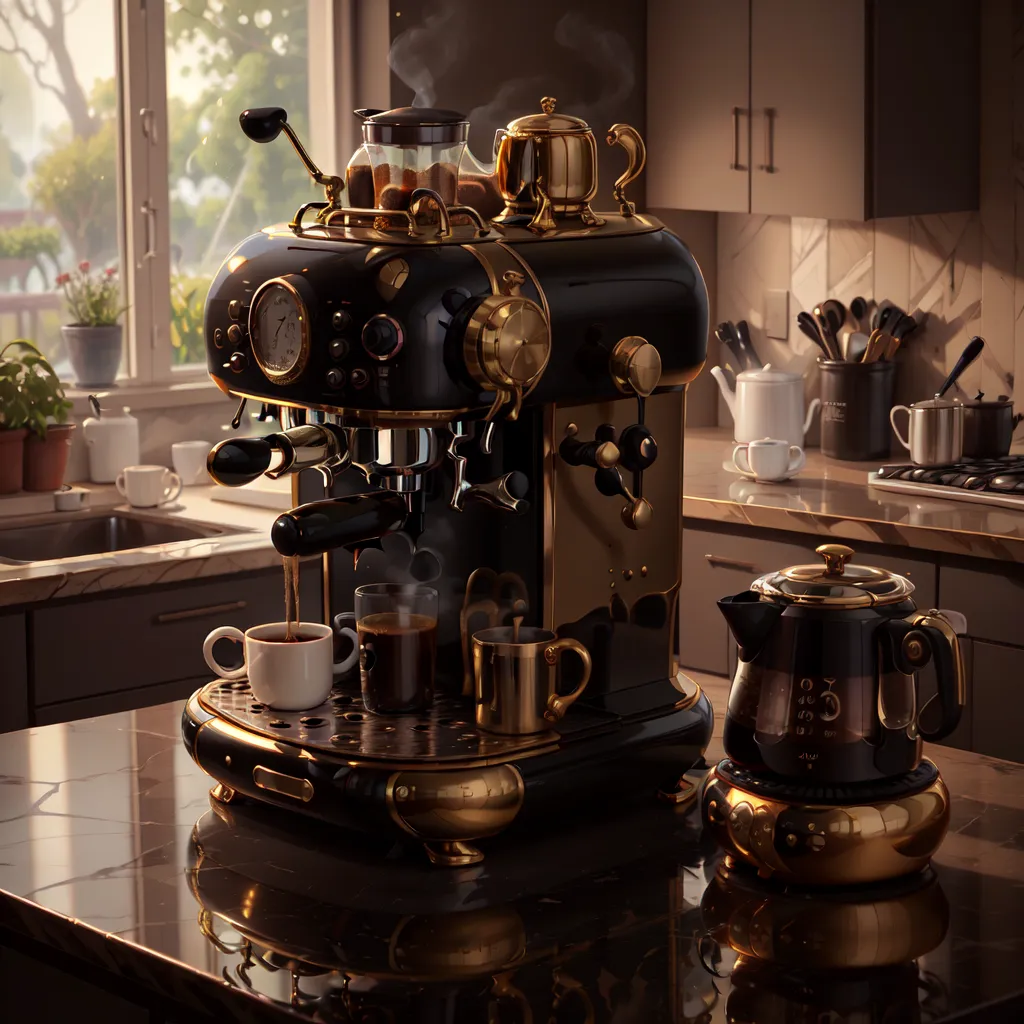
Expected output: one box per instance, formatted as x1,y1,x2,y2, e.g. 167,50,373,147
751,544,915,608
504,96,591,136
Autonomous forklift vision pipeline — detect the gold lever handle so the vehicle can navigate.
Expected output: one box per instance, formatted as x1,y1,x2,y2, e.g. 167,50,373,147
543,639,592,721
606,123,646,217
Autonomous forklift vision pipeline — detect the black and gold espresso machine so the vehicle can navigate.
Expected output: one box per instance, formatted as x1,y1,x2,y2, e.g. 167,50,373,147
182,99,712,866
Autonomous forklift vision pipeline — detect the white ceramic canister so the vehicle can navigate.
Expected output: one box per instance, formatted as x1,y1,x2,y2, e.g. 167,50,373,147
83,406,140,483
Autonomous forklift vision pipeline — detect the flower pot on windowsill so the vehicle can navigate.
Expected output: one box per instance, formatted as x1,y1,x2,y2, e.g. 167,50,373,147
0,428,27,494
62,324,123,388
23,423,76,492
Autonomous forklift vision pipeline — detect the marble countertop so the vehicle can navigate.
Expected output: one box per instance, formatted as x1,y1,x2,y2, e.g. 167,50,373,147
0,693,1021,1022
684,427,1024,562
0,485,281,608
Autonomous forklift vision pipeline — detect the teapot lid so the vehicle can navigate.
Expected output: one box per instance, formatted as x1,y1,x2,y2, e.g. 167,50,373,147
751,543,914,608
504,96,591,136
736,362,800,384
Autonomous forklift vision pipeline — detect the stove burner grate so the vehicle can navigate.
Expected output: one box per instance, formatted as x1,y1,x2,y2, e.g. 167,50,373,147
877,456,1024,492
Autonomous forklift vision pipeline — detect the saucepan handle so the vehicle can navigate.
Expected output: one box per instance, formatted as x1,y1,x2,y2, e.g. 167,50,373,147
543,639,592,721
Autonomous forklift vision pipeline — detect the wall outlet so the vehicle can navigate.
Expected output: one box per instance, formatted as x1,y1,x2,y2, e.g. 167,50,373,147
765,289,789,340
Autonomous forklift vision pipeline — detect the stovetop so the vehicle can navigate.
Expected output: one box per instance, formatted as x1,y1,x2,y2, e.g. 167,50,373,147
869,456,1024,511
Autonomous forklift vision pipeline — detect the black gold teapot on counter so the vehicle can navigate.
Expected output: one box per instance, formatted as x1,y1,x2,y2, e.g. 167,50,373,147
718,543,965,784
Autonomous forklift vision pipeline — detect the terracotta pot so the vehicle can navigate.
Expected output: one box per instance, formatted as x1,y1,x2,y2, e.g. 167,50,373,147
0,428,27,494
23,422,76,492
62,324,123,387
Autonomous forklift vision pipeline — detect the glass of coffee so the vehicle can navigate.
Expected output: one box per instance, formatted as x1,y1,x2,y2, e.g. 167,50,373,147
338,584,438,714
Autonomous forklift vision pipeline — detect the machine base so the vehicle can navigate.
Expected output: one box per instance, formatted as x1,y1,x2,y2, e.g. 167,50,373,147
182,676,713,866
700,759,950,886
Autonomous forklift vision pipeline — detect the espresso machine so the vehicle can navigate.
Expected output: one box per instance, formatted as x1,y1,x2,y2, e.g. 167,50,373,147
182,98,713,865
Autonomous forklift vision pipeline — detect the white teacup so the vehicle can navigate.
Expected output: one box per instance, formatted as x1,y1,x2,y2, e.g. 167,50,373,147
203,621,359,711
732,438,805,482
171,440,211,486
116,465,182,507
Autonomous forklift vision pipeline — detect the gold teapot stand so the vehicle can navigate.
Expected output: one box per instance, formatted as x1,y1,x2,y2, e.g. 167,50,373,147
183,675,711,867
701,759,950,886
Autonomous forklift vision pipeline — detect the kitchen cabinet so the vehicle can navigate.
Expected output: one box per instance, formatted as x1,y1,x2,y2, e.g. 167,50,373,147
970,641,1024,763
0,612,28,732
647,0,979,219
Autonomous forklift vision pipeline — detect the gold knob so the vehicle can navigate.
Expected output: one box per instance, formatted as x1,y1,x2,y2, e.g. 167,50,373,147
540,96,556,114
595,442,619,469
610,336,662,397
463,295,550,392
621,496,653,530
816,543,854,576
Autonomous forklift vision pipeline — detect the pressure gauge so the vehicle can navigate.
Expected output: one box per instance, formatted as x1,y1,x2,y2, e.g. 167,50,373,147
249,277,311,384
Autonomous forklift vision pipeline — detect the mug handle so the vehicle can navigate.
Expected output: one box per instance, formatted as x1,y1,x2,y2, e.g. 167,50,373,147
162,471,183,504
542,639,592,722
731,444,753,477
787,445,806,474
115,472,127,499
203,626,247,680
890,405,912,451
332,612,360,675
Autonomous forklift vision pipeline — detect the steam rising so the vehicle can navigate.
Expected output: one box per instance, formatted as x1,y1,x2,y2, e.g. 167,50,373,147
387,4,460,107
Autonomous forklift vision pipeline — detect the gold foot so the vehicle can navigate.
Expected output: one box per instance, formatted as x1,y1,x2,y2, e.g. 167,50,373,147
210,783,237,804
658,776,699,809
423,840,484,867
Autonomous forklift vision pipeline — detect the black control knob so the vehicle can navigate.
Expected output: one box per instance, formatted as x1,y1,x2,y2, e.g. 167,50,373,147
618,424,658,472
207,437,273,487
239,106,288,143
329,338,348,362
326,368,346,390
350,368,370,389
332,309,352,331
227,323,244,346
228,300,242,320
228,351,247,373
362,315,404,361
559,423,619,469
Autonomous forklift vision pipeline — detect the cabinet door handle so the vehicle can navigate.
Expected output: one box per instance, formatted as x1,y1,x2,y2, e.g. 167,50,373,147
704,554,759,573
758,107,777,173
730,107,748,171
156,600,247,624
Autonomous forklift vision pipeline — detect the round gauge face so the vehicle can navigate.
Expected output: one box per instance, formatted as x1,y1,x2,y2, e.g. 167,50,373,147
250,280,308,382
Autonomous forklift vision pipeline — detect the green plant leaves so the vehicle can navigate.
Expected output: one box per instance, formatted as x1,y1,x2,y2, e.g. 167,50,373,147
0,339,71,437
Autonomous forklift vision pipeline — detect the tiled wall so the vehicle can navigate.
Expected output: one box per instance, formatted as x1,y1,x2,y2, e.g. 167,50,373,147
713,0,1016,418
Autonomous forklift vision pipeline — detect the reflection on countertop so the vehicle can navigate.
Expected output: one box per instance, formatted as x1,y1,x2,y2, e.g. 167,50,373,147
0,484,281,607
0,691,1021,1022
684,427,1024,561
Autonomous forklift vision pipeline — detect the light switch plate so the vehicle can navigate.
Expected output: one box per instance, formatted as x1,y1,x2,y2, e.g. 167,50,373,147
765,289,789,340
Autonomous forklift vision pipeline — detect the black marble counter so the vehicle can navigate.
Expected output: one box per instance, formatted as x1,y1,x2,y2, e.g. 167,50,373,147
1,701,1023,1022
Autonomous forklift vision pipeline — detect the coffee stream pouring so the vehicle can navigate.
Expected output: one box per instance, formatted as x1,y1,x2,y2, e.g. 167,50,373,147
186,98,713,866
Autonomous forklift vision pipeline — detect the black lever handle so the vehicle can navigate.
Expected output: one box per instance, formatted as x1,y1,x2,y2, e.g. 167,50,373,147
272,493,408,557
239,107,288,143
936,336,985,399
207,437,274,487
559,423,619,469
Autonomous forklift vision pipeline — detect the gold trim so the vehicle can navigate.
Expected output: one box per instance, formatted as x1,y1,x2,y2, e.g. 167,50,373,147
606,123,647,217
252,765,314,803
247,276,312,385
911,611,967,714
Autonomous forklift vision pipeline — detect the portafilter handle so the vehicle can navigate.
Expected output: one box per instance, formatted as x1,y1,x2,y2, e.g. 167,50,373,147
271,492,409,557
207,425,347,488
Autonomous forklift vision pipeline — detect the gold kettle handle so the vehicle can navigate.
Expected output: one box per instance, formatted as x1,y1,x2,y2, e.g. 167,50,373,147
543,639,592,721
606,123,646,217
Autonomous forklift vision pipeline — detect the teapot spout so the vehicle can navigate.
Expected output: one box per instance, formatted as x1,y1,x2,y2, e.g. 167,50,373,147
718,591,783,662
709,366,737,420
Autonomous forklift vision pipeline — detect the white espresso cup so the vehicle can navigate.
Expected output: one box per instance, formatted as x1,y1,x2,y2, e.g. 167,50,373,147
115,465,183,507
203,621,360,711
171,440,211,486
732,438,805,482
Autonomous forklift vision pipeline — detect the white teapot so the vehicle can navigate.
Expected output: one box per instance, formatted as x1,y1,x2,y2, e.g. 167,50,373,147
710,363,820,449
83,406,140,484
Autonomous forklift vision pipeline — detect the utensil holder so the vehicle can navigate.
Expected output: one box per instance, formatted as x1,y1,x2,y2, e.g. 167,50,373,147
819,359,895,461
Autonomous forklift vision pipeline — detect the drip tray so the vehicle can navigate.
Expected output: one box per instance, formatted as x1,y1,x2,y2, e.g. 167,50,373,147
196,680,608,764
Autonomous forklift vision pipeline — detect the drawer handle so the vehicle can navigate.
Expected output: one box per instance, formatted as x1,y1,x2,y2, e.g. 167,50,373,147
253,765,314,803
704,554,759,573
155,600,247,624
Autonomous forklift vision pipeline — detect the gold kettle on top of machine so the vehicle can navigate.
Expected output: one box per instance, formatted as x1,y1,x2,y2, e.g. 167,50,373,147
492,96,646,232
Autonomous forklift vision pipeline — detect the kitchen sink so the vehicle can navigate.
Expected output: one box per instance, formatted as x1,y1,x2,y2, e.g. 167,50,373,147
0,509,248,564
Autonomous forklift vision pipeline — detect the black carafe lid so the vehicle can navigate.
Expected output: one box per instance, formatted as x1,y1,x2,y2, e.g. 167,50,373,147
358,107,469,145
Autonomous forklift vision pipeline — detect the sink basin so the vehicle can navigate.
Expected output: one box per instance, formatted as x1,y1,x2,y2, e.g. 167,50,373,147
0,510,247,564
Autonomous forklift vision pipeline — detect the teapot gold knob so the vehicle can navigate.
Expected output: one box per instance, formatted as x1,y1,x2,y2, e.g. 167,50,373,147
540,96,556,114
817,543,854,575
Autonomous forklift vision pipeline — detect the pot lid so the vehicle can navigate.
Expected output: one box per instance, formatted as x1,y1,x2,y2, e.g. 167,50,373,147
966,391,1012,407
359,106,469,145
913,397,960,410
751,543,915,608
504,96,591,136
736,362,800,384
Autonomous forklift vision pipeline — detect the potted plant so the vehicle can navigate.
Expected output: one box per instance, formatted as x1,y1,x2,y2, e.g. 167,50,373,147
58,261,127,387
0,340,74,493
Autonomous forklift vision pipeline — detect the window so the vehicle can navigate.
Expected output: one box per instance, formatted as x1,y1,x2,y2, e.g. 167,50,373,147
0,1,333,391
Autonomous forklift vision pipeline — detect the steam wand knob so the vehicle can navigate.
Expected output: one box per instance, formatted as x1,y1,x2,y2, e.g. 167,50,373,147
558,423,620,469
594,467,653,531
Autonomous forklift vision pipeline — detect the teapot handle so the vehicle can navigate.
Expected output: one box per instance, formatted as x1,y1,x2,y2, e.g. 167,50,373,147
909,613,965,741
606,123,646,217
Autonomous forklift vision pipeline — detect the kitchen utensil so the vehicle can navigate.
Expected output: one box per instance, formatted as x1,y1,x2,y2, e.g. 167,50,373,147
82,406,140,484
962,393,1023,459
203,621,356,711
734,319,762,370
820,299,846,335
861,329,889,363
891,313,918,341
715,323,745,371
936,335,985,399
890,399,964,465
717,542,964,783
819,358,895,460
796,311,833,359
731,438,805,481
88,394,102,419
472,626,591,735
172,440,212,486
115,465,183,507
710,363,821,449
812,306,841,360
849,295,868,326
844,331,870,362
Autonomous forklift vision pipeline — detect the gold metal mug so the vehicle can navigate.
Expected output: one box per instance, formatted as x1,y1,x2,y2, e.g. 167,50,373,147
472,626,592,735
